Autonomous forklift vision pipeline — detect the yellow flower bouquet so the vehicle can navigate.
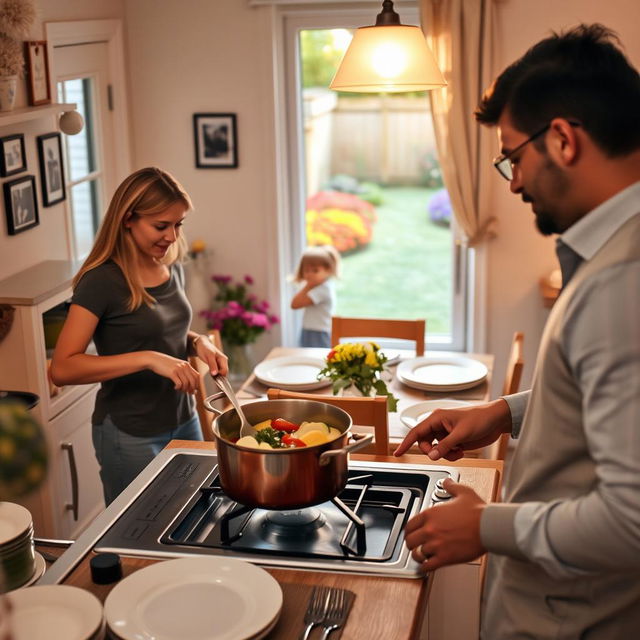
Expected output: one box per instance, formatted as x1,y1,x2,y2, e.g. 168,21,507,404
319,342,398,411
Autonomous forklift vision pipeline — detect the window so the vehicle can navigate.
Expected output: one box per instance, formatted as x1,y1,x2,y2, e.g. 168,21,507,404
280,6,467,349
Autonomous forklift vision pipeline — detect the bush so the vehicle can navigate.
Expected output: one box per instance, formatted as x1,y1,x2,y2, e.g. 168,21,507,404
306,190,377,253
322,174,384,206
427,188,452,226
418,151,444,189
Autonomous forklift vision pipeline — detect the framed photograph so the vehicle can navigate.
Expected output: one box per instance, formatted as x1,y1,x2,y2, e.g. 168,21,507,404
37,133,65,206
3,175,39,235
193,113,238,168
24,41,51,106
0,134,26,177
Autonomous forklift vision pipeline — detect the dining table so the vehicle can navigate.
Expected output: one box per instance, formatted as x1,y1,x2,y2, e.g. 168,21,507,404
236,346,495,448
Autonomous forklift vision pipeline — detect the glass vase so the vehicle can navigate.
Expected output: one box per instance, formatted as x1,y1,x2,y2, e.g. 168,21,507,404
223,341,254,387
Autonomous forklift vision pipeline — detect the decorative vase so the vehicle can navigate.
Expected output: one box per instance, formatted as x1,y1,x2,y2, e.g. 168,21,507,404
339,382,374,397
0,75,18,112
223,341,255,386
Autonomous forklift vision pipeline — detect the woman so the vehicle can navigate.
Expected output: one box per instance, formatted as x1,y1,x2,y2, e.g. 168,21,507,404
51,167,227,505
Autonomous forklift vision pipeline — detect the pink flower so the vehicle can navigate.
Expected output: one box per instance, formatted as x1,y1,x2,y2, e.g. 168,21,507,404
244,275,254,285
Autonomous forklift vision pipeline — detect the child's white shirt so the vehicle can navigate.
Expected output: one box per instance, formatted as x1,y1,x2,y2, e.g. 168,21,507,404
301,279,335,332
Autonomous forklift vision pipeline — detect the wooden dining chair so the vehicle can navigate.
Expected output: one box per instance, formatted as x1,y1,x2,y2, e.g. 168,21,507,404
189,329,222,441
266,388,389,455
487,331,524,460
331,316,426,355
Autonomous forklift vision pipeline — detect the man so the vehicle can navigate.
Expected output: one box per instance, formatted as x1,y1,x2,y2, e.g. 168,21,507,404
395,24,640,639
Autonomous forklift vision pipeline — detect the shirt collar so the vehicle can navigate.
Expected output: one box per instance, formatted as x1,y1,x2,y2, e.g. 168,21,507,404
558,181,640,261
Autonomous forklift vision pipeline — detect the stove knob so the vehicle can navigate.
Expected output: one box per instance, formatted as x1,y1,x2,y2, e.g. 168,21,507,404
433,479,452,501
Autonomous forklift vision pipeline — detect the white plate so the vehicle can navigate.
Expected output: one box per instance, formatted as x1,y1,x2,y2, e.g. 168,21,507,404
6,585,103,640
254,356,332,391
397,356,488,391
104,557,283,640
399,399,479,429
0,502,32,546
8,551,47,591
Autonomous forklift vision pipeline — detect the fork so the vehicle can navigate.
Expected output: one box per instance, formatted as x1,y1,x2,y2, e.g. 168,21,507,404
300,585,330,640
319,587,349,639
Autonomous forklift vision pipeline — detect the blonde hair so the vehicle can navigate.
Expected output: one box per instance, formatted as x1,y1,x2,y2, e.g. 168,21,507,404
73,167,192,311
294,245,341,282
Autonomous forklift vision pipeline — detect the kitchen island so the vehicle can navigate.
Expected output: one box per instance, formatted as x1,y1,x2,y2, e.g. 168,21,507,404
37,441,502,639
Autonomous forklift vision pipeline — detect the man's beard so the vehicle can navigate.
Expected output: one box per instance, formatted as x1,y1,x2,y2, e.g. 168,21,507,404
530,157,570,236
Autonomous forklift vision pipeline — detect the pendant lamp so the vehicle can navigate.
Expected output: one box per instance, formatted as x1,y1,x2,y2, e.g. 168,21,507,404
329,0,446,93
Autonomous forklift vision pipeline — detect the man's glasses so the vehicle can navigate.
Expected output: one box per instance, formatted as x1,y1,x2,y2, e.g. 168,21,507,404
493,121,581,181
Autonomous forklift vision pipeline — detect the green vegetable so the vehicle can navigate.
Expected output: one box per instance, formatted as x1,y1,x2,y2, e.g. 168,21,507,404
255,427,284,448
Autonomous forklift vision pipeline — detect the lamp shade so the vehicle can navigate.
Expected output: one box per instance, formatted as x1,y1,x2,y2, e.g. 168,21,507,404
329,25,446,93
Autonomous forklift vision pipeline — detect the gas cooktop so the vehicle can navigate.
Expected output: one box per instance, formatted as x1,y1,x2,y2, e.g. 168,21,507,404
92,451,458,579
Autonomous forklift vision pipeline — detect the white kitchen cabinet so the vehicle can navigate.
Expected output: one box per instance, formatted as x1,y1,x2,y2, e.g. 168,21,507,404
0,260,104,538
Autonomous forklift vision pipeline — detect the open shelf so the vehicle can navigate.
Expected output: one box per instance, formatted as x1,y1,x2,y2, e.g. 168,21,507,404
0,102,77,128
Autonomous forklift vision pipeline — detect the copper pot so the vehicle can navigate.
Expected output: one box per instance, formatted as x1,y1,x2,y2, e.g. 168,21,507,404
204,397,373,509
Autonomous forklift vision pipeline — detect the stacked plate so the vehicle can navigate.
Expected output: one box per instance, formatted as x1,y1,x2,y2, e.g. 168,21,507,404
253,356,332,391
104,557,283,640
397,355,488,392
0,502,45,591
5,585,104,640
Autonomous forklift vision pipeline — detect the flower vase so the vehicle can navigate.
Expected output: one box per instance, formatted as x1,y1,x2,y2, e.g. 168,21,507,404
0,75,18,112
339,382,374,398
224,342,254,386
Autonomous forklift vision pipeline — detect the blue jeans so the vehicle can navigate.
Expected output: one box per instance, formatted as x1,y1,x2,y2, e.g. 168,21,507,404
300,328,331,348
92,413,202,506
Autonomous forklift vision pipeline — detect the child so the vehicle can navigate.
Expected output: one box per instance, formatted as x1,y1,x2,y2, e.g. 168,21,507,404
291,245,341,348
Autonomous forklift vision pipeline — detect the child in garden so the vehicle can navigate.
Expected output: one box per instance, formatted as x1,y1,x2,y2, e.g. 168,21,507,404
291,246,340,348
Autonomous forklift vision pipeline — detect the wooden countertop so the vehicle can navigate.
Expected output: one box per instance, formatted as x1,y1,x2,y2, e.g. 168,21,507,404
42,442,502,640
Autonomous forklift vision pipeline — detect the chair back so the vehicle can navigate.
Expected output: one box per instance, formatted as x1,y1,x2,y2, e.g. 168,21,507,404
190,329,222,441
331,316,425,356
266,388,389,455
490,331,524,460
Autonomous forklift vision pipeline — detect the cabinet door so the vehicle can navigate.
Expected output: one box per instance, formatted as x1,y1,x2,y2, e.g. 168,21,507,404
50,386,104,539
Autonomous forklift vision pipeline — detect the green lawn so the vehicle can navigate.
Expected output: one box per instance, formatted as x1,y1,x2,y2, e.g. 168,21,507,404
334,186,452,335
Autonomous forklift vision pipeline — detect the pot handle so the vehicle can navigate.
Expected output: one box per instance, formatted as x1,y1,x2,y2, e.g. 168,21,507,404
203,391,227,415
318,433,374,467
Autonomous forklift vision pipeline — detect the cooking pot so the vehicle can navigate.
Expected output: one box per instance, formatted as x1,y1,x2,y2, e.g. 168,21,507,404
204,396,373,510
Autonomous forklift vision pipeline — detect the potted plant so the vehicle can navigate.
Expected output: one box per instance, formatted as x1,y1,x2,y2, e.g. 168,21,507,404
0,0,37,111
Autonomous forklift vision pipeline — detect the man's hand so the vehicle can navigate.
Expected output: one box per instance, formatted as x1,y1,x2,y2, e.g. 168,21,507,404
393,399,512,460
405,480,486,571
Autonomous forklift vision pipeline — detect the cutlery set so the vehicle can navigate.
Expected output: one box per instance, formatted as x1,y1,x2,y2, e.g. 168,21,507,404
300,586,353,640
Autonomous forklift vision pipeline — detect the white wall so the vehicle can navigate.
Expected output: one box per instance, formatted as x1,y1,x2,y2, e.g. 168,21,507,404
124,0,280,360
0,0,125,281
485,0,640,391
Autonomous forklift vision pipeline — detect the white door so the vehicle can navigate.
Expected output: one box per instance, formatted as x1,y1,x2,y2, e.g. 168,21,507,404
53,42,115,260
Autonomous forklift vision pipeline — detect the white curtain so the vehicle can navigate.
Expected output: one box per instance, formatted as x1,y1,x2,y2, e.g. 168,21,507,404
420,0,500,246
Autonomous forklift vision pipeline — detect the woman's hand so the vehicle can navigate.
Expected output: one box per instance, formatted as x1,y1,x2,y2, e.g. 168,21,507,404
195,335,229,377
393,398,512,460
147,352,201,393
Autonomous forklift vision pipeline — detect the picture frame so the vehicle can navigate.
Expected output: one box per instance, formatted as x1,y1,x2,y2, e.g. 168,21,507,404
0,134,26,177
37,132,66,206
3,175,39,235
193,113,238,168
24,41,51,106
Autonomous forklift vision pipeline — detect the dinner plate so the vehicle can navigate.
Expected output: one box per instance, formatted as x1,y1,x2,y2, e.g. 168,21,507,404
15,550,46,588
6,585,103,640
253,356,332,391
0,502,32,546
399,399,479,429
397,356,488,391
104,557,283,640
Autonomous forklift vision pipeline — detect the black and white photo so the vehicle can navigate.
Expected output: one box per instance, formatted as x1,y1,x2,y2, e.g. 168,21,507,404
0,134,26,177
3,175,39,235
37,132,65,206
193,113,238,168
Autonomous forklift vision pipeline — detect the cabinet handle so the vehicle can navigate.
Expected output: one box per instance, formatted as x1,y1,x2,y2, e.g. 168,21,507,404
61,442,78,521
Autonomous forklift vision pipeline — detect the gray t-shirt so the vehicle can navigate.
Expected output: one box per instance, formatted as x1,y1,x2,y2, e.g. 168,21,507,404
72,261,194,436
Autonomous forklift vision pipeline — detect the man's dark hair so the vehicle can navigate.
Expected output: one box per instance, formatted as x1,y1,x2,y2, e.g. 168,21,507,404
475,24,640,156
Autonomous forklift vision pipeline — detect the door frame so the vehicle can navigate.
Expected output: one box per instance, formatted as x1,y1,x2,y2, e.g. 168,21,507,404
272,2,470,350
45,20,132,229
